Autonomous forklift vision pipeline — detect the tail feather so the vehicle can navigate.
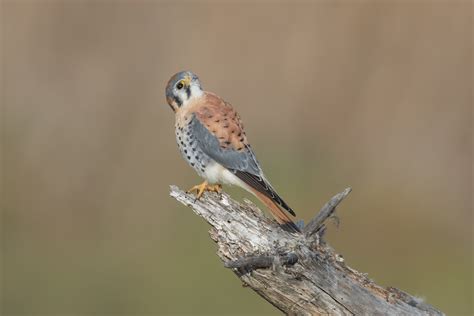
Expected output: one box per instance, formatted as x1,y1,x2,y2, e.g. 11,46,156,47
251,189,301,233
233,170,296,216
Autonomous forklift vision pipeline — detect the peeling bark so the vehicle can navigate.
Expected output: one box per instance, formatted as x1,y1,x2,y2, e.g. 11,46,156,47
170,185,444,316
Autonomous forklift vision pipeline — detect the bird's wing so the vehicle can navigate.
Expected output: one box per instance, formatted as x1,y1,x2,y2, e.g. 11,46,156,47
190,92,296,218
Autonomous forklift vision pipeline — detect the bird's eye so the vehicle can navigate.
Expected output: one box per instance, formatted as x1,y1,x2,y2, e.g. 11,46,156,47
176,81,184,90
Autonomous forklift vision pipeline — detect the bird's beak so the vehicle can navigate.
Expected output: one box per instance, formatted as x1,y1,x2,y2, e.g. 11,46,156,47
166,96,178,112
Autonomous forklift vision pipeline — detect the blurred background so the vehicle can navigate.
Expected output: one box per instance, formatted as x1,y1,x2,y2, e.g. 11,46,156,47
2,1,472,315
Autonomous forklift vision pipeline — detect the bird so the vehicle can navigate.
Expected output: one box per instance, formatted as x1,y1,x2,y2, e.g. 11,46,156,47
166,71,300,233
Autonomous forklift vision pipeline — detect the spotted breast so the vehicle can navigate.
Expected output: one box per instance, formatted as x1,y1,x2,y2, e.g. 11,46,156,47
175,114,212,179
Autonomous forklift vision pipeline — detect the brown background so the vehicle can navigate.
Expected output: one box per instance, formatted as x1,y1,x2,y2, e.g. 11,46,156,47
2,1,472,315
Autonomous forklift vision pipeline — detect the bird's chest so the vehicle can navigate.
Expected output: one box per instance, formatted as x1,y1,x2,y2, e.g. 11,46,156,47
175,121,211,177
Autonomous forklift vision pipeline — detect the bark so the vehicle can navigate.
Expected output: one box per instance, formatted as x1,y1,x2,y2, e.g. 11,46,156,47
169,185,444,316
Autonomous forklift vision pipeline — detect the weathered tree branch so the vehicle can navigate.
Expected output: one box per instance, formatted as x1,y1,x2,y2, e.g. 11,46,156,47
169,185,444,315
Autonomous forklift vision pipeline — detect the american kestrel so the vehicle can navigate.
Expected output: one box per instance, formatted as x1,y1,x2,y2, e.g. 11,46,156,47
166,71,300,233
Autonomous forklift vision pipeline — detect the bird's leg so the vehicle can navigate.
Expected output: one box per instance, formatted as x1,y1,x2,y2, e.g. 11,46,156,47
186,182,222,199
187,181,208,199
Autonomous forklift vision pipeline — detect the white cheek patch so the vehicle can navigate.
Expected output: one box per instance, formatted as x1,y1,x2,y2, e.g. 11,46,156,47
179,90,188,102
179,85,203,109
190,85,203,98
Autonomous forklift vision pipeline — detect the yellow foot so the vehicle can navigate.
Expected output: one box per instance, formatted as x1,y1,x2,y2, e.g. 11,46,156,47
186,182,222,199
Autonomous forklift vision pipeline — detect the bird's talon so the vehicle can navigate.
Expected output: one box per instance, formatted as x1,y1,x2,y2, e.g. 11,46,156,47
187,182,222,200
209,184,222,194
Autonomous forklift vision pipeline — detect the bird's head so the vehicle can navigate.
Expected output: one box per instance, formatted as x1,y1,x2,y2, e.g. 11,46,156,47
165,71,203,112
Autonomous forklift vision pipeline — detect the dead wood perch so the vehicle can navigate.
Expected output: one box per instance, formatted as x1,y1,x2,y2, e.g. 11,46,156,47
169,185,444,315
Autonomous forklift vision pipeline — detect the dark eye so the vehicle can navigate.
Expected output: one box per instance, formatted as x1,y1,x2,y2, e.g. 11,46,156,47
176,81,184,90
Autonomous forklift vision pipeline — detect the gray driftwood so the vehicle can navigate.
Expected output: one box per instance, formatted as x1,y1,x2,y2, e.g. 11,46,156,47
170,185,444,315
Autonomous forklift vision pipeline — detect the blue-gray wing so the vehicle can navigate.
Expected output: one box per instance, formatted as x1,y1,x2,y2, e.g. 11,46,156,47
190,113,261,175
189,112,296,216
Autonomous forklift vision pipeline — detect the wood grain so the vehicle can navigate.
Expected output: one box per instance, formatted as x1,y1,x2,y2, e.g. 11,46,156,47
170,186,444,315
